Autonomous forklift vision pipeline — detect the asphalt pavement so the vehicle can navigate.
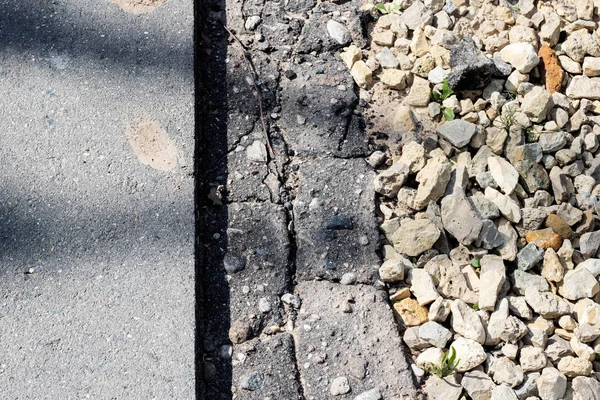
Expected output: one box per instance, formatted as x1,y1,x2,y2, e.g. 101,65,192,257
0,0,195,397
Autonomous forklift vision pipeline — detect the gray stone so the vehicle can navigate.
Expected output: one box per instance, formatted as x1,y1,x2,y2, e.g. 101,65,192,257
400,0,433,30
419,321,452,348
441,187,483,246
295,281,416,398
437,119,479,148
517,243,545,271
492,385,519,400
469,191,500,219
580,231,600,258
375,47,399,69
511,270,550,296
447,38,497,90
539,133,567,153
514,372,540,400
549,166,574,204
240,371,264,391
354,388,382,400
520,86,553,122
477,219,505,249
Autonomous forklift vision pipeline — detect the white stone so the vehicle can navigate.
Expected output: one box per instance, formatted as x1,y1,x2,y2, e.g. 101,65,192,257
340,45,362,69
245,15,262,31
520,346,547,372
416,347,445,370
484,187,521,223
326,20,351,45
449,338,487,372
499,43,540,73
450,299,486,344
413,156,452,210
488,156,519,194
461,370,496,400
557,356,593,377
350,61,373,89
373,161,410,197
246,140,267,162
525,287,570,319
562,29,600,62
558,268,599,300
583,56,600,76
537,367,567,400
378,259,405,283
479,255,506,311
566,75,600,99
491,385,518,400
410,269,440,305
492,357,524,388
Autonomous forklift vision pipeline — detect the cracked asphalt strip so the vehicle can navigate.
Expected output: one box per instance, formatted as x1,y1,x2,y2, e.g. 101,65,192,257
197,0,419,398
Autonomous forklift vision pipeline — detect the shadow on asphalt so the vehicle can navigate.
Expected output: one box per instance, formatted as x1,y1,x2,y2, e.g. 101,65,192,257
0,0,193,79
196,0,232,398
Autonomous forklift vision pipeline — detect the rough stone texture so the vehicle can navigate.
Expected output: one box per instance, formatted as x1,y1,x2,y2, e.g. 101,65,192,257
437,119,479,148
294,281,417,398
294,158,380,282
391,218,441,256
538,45,564,93
279,55,367,157
450,338,487,372
441,187,483,245
566,75,600,99
447,38,497,90
232,334,303,398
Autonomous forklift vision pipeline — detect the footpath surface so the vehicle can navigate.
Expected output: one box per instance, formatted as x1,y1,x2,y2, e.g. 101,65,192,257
0,0,195,398
197,0,419,398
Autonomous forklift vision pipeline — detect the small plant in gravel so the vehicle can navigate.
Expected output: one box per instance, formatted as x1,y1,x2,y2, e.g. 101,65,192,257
426,347,460,378
494,103,519,132
430,79,455,121
374,2,401,14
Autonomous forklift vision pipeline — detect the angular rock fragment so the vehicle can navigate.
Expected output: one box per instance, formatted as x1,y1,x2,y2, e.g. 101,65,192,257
437,119,479,148
441,188,483,246
450,299,486,344
413,157,452,210
391,218,440,257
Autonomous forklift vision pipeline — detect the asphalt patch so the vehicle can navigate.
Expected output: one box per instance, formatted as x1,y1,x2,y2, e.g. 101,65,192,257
108,0,167,14
126,118,178,171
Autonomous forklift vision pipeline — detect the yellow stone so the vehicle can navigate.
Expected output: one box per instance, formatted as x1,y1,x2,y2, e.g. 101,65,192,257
393,298,428,326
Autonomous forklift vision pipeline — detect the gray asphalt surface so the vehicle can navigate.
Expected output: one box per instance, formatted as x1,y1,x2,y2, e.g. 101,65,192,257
0,0,195,397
